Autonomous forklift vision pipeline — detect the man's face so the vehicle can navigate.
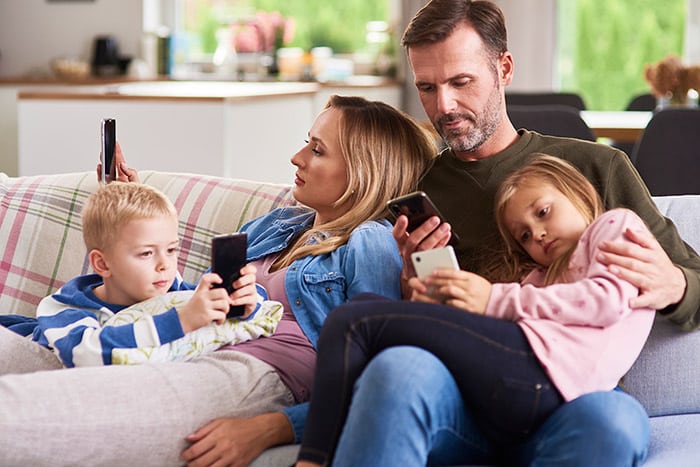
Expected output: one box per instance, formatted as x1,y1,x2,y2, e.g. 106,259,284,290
408,22,511,158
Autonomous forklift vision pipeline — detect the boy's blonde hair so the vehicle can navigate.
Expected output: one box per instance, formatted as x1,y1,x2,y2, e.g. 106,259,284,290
82,182,178,252
494,154,604,285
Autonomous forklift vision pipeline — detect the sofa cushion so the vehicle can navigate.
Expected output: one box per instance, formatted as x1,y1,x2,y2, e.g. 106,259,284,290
644,413,700,467
0,171,294,317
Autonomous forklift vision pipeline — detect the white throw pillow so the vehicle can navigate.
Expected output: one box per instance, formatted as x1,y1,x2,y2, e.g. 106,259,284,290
106,290,283,364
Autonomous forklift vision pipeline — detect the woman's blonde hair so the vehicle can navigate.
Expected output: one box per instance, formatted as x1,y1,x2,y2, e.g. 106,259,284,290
494,154,604,284
276,95,437,268
82,182,178,252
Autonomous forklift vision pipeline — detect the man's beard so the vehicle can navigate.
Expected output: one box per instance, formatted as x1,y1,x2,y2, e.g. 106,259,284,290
436,84,502,153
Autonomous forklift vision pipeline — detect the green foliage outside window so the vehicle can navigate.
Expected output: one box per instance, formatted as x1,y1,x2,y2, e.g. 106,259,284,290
557,0,686,110
183,0,388,56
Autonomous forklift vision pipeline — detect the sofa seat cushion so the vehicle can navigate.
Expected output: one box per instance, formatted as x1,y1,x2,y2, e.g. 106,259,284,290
644,413,700,467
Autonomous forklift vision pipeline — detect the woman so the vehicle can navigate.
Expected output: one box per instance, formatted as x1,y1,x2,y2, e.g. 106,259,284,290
0,95,437,467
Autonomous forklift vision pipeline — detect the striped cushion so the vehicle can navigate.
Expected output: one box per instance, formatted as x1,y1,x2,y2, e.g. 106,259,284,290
0,171,295,317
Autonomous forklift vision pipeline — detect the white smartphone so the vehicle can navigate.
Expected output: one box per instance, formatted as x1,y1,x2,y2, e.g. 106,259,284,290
411,246,459,279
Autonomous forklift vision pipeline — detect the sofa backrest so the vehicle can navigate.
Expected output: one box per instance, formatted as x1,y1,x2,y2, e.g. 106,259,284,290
623,195,700,417
0,171,295,317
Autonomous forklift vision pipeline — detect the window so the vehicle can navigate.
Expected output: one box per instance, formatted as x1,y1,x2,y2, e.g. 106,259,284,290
167,0,397,79
556,0,687,110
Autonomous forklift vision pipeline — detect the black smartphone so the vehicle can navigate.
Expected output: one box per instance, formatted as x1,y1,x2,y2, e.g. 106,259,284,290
211,233,248,318
100,118,117,184
387,191,459,245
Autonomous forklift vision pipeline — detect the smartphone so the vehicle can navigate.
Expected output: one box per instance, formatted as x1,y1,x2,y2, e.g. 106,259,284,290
387,191,459,245
411,246,460,279
100,118,117,184
211,233,248,318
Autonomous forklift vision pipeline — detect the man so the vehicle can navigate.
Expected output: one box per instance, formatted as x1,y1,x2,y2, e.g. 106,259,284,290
326,1,700,465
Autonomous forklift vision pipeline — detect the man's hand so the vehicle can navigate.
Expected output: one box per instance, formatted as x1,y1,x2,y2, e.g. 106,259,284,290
181,413,294,467
597,227,686,309
392,214,453,296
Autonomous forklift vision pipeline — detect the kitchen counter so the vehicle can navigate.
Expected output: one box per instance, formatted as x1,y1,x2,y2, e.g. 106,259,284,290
11,78,402,183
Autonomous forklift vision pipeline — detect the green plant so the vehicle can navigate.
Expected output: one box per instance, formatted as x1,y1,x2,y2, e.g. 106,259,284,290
558,0,686,110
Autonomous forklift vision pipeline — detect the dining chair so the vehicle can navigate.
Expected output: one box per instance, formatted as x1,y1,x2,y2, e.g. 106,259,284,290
505,92,587,111
632,107,700,196
507,105,596,141
612,93,658,158
626,93,657,111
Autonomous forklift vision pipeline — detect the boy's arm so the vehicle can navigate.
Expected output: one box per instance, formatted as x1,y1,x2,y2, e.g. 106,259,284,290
34,294,185,367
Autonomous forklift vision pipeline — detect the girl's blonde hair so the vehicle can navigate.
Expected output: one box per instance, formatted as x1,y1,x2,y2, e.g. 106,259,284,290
494,154,604,284
82,182,178,252
276,95,437,268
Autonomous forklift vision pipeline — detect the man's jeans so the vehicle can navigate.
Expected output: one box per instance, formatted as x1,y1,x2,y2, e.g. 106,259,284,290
333,346,649,467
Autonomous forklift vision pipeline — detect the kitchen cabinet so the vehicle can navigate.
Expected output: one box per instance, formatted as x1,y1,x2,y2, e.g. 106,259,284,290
14,79,402,184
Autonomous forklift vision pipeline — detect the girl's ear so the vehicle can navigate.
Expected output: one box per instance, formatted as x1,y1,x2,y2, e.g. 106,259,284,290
89,249,111,278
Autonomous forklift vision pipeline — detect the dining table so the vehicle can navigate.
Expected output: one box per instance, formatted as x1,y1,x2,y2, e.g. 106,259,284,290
580,110,653,144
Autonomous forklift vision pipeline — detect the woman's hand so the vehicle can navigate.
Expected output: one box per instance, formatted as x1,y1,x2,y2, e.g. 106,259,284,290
181,413,294,467
597,227,686,309
96,142,140,183
409,269,492,314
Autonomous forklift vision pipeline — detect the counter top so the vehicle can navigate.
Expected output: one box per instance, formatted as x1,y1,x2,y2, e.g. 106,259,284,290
15,77,400,102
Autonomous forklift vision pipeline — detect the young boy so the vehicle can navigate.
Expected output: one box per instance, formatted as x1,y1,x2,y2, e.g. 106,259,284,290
32,182,255,368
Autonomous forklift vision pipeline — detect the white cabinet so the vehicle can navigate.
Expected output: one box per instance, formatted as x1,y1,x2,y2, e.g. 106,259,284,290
14,79,403,184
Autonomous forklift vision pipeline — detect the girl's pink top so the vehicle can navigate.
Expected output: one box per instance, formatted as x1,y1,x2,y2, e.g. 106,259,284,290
485,208,655,401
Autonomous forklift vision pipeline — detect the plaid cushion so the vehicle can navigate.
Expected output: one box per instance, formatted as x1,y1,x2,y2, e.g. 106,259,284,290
0,171,294,317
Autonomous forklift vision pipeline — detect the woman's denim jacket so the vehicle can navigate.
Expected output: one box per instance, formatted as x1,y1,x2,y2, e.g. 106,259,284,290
242,206,403,441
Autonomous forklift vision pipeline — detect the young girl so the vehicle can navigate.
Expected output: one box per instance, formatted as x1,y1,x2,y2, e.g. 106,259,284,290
296,154,656,466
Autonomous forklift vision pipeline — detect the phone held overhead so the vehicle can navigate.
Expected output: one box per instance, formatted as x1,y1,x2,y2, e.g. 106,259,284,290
100,118,117,184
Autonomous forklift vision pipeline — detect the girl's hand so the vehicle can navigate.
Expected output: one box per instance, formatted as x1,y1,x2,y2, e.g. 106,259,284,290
416,269,493,314
228,264,259,319
177,273,229,332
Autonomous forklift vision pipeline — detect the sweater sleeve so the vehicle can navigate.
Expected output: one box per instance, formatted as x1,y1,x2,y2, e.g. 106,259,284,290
601,153,700,330
486,210,647,327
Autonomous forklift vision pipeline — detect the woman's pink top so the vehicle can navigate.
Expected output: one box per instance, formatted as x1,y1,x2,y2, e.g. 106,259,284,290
485,208,655,401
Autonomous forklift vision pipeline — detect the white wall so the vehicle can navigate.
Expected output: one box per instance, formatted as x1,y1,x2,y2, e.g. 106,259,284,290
0,0,142,77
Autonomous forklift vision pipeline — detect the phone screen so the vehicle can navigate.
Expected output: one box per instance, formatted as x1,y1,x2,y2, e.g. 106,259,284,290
100,118,116,184
211,233,248,318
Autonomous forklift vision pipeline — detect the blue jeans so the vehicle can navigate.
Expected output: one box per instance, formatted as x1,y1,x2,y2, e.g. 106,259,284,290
332,347,649,467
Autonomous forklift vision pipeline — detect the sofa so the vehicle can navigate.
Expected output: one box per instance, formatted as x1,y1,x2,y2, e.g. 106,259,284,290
0,170,698,466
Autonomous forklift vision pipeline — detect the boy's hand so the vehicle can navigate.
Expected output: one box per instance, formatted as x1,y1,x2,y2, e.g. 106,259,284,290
228,264,259,319
177,273,229,332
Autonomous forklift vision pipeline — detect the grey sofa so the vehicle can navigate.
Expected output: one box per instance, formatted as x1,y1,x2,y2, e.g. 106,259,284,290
0,171,697,466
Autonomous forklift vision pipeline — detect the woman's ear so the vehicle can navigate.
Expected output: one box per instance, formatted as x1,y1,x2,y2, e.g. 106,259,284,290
89,249,111,278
